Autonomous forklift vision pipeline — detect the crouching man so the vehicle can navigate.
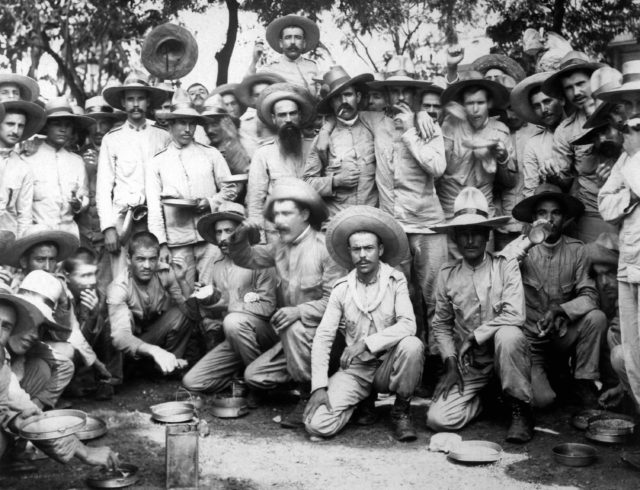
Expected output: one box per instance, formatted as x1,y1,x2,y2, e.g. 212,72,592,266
427,187,534,443
304,206,424,442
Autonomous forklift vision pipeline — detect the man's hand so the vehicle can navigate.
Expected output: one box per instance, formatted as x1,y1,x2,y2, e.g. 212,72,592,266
392,102,415,132
0,267,13,287
79,288,99,314
490,141,508,163
93,359,112,381
148,345,185,374
595,162,613,187
303,388,333,422
252,40,265,64
159,244,172,264
446,44,465,67
170,255,188,282
415,110,437,140
77,445,120,469
340,339,367,370
229,222,261,245
333,166,360,189
433,357,464,401
540,158,561,177
69,192,83,212
536,305,568,338
271,306,301,332
195,198,210,214
598,384,625,409
104,227,120,254
458,334,476,374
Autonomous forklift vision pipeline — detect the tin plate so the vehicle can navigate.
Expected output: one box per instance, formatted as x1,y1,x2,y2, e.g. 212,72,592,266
448,440,502,464
17,409,87,441
87,463,139,488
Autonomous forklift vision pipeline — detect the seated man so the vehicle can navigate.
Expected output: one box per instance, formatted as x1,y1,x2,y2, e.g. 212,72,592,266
508,183,608,408
427,187,534,443
0,286,117,471
182,202,277,394
304,206,424,441
107,232,198,376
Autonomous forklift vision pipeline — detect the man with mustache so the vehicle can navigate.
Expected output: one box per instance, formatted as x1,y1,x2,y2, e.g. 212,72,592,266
186,83,209,113
181,202,277,395
303,66,378,220
98,71,171,278
506,183,607,409
248,15,320,94
246,82,316,237
228,179,344,427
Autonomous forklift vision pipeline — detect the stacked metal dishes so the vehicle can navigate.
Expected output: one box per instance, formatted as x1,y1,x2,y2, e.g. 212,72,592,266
150,401,196,424
17,409,87,440
571,409,612,430
553,443,597,467
585,413,635,444
447,441,502,464
77,415,108,441
210,394,249,419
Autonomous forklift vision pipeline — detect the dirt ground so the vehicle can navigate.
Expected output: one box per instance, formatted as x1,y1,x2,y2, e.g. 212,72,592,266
1,376,639,490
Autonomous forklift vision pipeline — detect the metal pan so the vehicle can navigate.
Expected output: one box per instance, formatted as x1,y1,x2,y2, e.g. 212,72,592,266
553,443,597,467
585,430,630,444
571,409,611,430
447,440,502,464
587,414,635,436
86,463,139,488
150,401,196,424
161,198,198,208
76,415,108,441
221,174,249,183
17,409,87,441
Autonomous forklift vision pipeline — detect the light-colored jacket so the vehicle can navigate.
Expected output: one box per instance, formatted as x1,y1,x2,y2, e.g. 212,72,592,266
259,55,319,92
522,127,554,197
0,151,33,237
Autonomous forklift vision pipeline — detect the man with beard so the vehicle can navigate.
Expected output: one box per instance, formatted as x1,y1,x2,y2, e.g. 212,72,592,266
246,82,316,237
303,66,377,220
249,15,320,94
506,184,607,409
181,202,277,394
228,179,344,427
98,71,171,278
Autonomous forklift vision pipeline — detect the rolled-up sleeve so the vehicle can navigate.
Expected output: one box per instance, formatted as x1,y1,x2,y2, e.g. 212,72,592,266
107,282,142,357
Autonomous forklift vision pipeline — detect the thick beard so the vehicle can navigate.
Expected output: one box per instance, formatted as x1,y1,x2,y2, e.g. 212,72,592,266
278,122,302,157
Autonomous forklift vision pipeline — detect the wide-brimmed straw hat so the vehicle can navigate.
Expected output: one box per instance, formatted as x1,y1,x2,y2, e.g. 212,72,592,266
441,71,510,110
263,177,328,228
471,54,527,83
431,187,510,232
211,83,240,97
597,60,640,103
0,73,40,102
265,15,320,54
316,66,374,114
200,94,229,118
141,23,199,80
84,95,127,122
542,51,603,99
510,72,555,125
197,201,246,244
512,183,585,223
40,97,95,133
1,100,45,141
1,224,79,268
585,232,619,268
236,72,286,108
164,87,206,124
256,82,316,130
102,71,168,111
15,270,67,335
326,206,408,269
0,291,43,338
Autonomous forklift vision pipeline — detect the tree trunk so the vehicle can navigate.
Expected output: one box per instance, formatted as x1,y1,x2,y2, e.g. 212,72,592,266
552,0,566,33
214,0,239,86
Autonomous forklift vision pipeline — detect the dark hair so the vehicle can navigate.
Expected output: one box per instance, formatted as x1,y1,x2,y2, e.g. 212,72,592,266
528,86,544,106
62,247,97,274
461,85,492,103
4,109,28,119
128,231,160,256
347,231,381,247
280,25,305,40
187,83,208,93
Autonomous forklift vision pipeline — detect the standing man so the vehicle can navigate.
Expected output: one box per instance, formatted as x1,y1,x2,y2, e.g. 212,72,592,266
304,66,377,220
427,187,534,443
186,83,209,113
228,179,344,427
305,206,424,441
98,71,171,277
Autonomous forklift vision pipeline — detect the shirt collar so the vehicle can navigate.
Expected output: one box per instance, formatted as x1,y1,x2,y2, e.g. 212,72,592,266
292,225,312,245
337,115,359,127
127,121,147,131
462,252,489,272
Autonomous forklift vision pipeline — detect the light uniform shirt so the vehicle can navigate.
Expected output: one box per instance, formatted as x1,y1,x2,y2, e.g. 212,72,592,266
146,140,234,247
96,120,170,231
259,55,319,93
23,141,89,238
0,149,33,237
522,127,555,198
239,108,277,159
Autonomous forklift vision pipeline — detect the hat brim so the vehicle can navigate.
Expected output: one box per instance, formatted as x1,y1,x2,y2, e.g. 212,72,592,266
2,231,79,268
542,62,603,99
597,83,640,103
141,23,199,80
236,72,286,108
583,101,615,130
326,206,409,269
0,293,41,338
430,215,511,232
367,79,435,91
0,74,40,102
471,54,527,83
211,83,240,97
510,72,554,125
257,85,316,130
263,179,328,229
85,111,127,122
39,112,95,135
512,191,585,223
316,73,374,114
102,85,169,111
197,212,244,244
266,15,320,54
441,79,510,110
163,110,207,125
2,100,46,141
584,241,619,268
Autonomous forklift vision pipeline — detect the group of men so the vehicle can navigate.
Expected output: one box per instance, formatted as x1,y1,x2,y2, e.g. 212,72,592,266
1,11,640,472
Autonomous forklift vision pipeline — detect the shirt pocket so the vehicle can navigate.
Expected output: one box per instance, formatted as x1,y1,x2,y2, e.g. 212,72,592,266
560,282,575,302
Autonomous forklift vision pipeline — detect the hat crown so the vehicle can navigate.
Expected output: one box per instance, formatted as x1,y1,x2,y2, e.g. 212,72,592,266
558,51,593,69
594,232,619,252
217,201,246,218
44,97,74,115
385,55,415,76
85,95,114,113
591,66,622,96
621,60,640,83
533,183,563,196
170,87,195,111
20,270,62,304
452,187,490,217
202,94,227,115
322,66,351,91
122,70,152,87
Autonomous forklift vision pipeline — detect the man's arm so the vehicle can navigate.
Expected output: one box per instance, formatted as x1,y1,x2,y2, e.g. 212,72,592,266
310,285,345,392
96,138,117,231
15,165,34,237
207,148,236,211
297,251,345,327
431,267,458,360
107,281,144,357
559,245,599,321
145,156,168,244
401,126,447,178
242,268,278,319
599,154,640,225
303,136,334,196
522,138,543,198
228,224,277,270
246,152,270,223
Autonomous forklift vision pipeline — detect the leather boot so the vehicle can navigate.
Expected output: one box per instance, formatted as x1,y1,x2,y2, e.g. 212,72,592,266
353,392,378,426
390,396,417,442
281,386,310,429
506,396,534,443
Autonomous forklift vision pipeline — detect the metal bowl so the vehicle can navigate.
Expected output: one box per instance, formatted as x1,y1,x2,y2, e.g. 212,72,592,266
210,395,248,419
553,443,597,467
585,430,630,444
87,463,139,488
447,440,502,464
150,401,195,423
77,415,108,441
161,198,198,208
17,409,87,441
588,414,636,436
571,409,611,430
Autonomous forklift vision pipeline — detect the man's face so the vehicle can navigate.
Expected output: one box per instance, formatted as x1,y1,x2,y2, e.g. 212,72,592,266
129,246,159,283
6,302,39,356
250,82,270,107
279,26,306,61
272,99,301,129
484,68,507,82
534,199,565,242
67,263,97,300
530,90,564,129
561,71,592,110
593,262,618,307
204,117,225,146
454,226,489,264
89,118,114,147
620,94,640,121
330,86,360,120
22,244,58,273
420,92,442,121
121,89,149,122
367,90,387,112
214,219,238,255
187,85,209,109
222,94,241,118
348,232,382,276
388,86,416,108
0,303,16,348
0,83,21,102
0,112,26,148
463,88,491,129
45,119,74,148
169,117,197,146
272,199,309,244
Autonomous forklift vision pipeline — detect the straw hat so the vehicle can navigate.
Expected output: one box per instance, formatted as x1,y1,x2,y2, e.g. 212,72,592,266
430,187,510,232
326,206,408,269
441,70,510,110
256,82,316,130
367,74,434,91
541,51,603,99
197,201,246,244
40,97,95,133
1,100,45,141
84,95,127,122
1,224,79,268
471,54,527,83
200,94,228,118
0,292,43,338
509,72,555,125
211,83,240,97
15,270,68,336
597,60,640,103
512,183,584,223
235,72,286,108
0,73,40,102
102,70,169,111
263,177,328,229
265,15,320,54
316,66,374,114
585,232,619,268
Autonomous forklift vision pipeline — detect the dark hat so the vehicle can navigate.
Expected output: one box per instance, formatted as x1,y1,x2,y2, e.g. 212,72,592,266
84,95,127,122
263,178,328,228
141,23,199,80
509,72,555,125
441,70,510,110
1,225,79,268
585,232,619,268
316,66,373,114
1,100,45,141
512,183,585,223
197,202,246,244
471,54,526,83
542,51,603,99
265,15,320,54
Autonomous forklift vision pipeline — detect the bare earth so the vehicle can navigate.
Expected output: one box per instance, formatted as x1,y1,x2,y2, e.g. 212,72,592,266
1,377,639,490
